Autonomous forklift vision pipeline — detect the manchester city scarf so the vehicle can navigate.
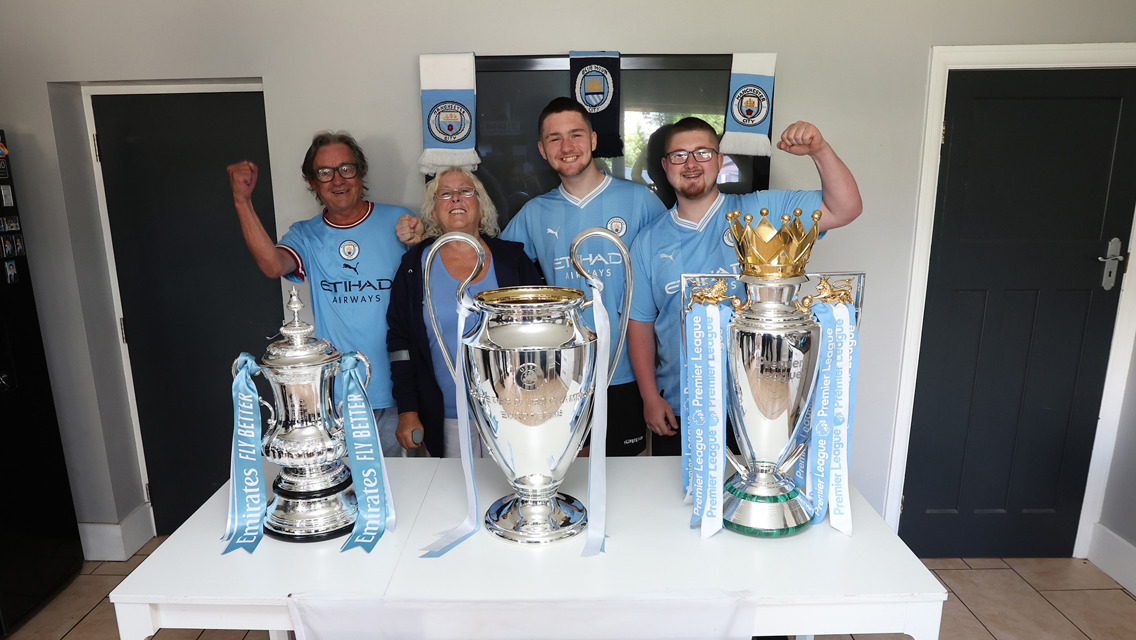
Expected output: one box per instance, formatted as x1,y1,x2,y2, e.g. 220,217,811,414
570,51,622,158
721,53,777,157
419,53,479,175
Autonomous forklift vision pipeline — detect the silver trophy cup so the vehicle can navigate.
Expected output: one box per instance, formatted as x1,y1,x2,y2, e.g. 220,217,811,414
722,275,819,536
238,288,370,542
423,229,630,543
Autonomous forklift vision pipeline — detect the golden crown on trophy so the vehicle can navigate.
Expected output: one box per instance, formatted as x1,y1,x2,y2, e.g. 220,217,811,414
726,208,822,279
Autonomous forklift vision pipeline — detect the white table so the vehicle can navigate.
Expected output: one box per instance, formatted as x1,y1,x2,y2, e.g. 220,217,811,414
111,457,945,639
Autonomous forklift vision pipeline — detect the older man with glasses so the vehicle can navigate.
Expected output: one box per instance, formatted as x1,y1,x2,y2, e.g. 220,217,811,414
227,130,416,457
628,117,863,455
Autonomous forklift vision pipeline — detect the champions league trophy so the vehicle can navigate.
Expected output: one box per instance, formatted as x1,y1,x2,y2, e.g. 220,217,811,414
719,208,825,537
423,228,631,544
239,289,370,541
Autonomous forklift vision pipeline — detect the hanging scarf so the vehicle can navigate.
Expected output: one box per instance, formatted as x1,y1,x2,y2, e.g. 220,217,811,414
720,53,777,157
419,53,479,175
570,51,622,158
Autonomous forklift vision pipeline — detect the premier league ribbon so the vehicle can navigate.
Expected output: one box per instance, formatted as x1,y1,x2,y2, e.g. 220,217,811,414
682,291,731,537
720,53,777,158
339,353,396,552
787,300,858,531
828,302,858,534
222,353,267,554
583,278,609,556
570,51,622,158
418,52,479,175
421,298,480,558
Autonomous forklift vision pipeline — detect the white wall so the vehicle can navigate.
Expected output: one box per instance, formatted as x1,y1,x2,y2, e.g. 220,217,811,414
1,0,1134,556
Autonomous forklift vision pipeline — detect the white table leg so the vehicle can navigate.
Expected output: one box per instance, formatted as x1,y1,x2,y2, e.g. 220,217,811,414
904,601,944,640
268,630,293,640
113,602,158,640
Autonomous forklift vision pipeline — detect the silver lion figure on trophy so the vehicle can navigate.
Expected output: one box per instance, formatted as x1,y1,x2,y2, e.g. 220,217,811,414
424,228,631,544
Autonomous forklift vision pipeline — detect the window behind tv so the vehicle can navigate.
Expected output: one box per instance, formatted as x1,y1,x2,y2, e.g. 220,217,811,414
475,54,770,228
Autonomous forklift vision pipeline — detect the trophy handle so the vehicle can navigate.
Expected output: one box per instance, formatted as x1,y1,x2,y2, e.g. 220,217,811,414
569,227,631,386
422,231,484,381
353,351,372,387
259,398,275,429
231,357,275,427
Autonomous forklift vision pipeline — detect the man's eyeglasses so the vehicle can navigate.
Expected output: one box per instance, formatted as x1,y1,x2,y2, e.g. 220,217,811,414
436,187,477,200
663,148,719,165
314,163,359,183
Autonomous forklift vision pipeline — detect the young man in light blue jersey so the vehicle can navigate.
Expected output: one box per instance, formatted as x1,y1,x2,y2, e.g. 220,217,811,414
499,97,668,457
629,117,863,455
228,131,418,457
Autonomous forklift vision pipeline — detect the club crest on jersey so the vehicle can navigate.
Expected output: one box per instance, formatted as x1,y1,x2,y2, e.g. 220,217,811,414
730,84,770,127
427,101,473,144
574,65,614,113
606,216,627,236
339,240,360,260
723,228,736,247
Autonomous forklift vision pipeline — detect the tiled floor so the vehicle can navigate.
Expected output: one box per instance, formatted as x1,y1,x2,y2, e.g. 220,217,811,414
820,557,1136,640
6,541,1135,639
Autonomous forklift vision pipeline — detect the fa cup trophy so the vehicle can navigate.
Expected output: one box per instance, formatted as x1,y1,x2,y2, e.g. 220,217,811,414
243,289,369,541
721,208,822,537
423,228,630,544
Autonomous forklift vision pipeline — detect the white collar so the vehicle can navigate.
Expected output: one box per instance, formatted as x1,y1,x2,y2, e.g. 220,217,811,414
558,173,612,208
669,193,725,232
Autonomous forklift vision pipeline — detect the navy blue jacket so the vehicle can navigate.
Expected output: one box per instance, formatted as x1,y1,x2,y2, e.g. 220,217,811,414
386,235,544,456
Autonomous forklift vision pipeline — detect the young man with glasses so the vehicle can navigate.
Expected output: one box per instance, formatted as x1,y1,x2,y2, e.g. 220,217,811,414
628,117,862,454
498,97,668,457
227,130,415,457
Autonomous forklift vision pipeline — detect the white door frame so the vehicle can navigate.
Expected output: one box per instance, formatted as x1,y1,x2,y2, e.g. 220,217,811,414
886,43,1136,557
80,80,263,510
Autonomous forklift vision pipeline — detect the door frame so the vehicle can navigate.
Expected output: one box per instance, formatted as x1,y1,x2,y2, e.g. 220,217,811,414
888,43,1136,557
80,80,264,517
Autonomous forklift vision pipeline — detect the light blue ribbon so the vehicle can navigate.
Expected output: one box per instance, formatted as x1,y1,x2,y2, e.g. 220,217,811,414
683,303,711,524
783,304,841,526
682,302,730,534
421,298,479,558
222,353,266,554
701,304,728,536
582,277,609,557
828,303,858,532
339,353,396,552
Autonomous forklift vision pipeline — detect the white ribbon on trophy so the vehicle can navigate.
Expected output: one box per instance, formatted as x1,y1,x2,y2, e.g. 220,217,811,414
421,295,479,557
583,278,609,556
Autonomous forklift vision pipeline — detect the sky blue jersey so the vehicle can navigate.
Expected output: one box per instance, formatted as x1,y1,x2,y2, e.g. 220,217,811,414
501,174,666,385
629,190,823,412
278,201,412,409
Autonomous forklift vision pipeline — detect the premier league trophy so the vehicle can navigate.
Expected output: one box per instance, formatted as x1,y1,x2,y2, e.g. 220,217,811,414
423,228,630,544
242,289,369,541
719,208,824,537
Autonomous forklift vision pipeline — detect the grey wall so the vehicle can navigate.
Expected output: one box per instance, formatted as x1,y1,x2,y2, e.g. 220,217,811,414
0,0,1134,543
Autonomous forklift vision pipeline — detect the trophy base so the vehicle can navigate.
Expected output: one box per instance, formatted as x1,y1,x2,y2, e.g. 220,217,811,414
721,472,813,538
263,522,353,543
484,492,587,544
263,477,358,542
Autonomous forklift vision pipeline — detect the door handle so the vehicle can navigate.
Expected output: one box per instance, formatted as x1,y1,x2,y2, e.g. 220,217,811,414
1100,238,1126,291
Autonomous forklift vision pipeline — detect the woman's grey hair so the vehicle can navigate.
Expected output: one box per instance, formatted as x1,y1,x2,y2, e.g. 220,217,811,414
419,167,499,238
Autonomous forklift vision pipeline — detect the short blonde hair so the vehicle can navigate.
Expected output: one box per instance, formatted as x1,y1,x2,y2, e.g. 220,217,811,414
419,167,499,238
